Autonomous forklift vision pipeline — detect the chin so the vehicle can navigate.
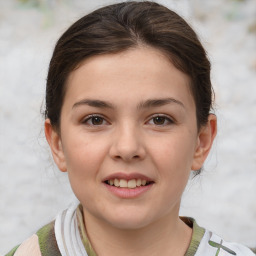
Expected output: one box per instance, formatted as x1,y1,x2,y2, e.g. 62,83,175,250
83,201,162,230
108,218,150,230
102,210,155,230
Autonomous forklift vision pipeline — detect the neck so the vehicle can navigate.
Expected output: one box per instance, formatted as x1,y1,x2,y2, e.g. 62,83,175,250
82,208,192,256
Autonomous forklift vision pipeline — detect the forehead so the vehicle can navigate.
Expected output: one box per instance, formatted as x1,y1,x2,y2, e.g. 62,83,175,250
64,46,194,110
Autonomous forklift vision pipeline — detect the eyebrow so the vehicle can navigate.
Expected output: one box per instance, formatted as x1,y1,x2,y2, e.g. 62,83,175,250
72,98,185,110
137,98,185,110
73,99,114,109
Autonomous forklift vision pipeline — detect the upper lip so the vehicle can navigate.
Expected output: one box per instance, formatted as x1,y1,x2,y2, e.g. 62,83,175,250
103,172,153,182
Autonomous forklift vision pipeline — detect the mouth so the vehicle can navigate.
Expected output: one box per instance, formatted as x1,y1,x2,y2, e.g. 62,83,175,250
104,178,154,189
103,173,154,198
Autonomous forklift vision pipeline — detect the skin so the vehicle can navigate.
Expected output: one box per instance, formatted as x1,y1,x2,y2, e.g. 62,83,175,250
45,46,217,256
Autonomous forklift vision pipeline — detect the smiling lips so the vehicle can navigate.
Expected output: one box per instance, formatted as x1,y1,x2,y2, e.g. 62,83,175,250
106,178,150,188
103,173,154,198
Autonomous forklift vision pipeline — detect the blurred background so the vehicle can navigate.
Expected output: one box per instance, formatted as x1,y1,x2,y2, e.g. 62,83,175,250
0,0,255,254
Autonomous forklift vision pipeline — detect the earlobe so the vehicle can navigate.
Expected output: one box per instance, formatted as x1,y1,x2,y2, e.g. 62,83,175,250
44,119,67,172
191,114,217,171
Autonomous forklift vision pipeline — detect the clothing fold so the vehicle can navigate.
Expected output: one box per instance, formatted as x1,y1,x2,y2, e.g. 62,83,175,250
5,202,256,256
54,202,89,256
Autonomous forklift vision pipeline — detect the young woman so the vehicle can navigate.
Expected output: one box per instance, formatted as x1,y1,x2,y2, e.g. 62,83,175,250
6,1,255,256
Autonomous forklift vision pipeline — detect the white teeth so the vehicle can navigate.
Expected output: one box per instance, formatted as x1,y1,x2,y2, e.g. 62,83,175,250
128,179,136,188
119,179,127,188
141,180,147,186
136,179,142,186
114,178,120,187
107,178,149,188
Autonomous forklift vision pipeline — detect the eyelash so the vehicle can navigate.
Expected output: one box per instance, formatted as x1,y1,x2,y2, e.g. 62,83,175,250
147,114,174,126
82,114,174,127
82,114,108,126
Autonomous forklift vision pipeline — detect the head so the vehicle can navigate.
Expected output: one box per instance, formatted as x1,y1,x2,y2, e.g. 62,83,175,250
45,1,213,131
44,1,217,230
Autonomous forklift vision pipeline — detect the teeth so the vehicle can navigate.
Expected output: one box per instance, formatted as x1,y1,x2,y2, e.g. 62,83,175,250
128,179,136,188
107,178,149,188
114,178,120,187
136,179,141,186
141,180,146,186
119,179,127,187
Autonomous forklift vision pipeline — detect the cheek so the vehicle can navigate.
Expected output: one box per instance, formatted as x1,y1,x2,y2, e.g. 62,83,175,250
62,134,109,180
62,138,108,204
148,132,197,171
146,131,197,198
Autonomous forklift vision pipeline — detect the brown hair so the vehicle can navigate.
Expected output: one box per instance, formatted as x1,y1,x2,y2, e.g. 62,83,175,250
45,1,213,130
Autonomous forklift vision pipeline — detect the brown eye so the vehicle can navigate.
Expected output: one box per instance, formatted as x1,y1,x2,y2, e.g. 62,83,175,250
147,115,174,126
91,116,104,125
83,115,107,126
153,116,166,125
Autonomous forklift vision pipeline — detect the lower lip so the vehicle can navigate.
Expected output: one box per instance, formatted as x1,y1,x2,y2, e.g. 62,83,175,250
104,183,153,198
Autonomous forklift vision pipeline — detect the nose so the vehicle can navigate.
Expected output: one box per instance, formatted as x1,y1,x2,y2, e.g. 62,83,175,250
109,124,146,162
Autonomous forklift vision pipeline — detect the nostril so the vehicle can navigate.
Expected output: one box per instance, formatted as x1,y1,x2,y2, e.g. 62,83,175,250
109,135,146,161
113,154,140,160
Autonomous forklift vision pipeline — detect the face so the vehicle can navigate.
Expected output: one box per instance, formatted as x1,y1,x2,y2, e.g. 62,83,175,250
46,46,215,230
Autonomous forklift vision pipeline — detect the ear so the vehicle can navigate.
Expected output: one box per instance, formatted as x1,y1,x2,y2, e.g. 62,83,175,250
44,119,67,172
191,114,217,171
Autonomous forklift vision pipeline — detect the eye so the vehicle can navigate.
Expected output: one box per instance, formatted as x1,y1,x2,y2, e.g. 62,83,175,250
82,115,108,126
147,115,174,126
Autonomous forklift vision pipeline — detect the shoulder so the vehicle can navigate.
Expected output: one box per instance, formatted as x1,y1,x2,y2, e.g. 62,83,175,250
196,228,255,256
5,234,41,256
5,221,61,256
